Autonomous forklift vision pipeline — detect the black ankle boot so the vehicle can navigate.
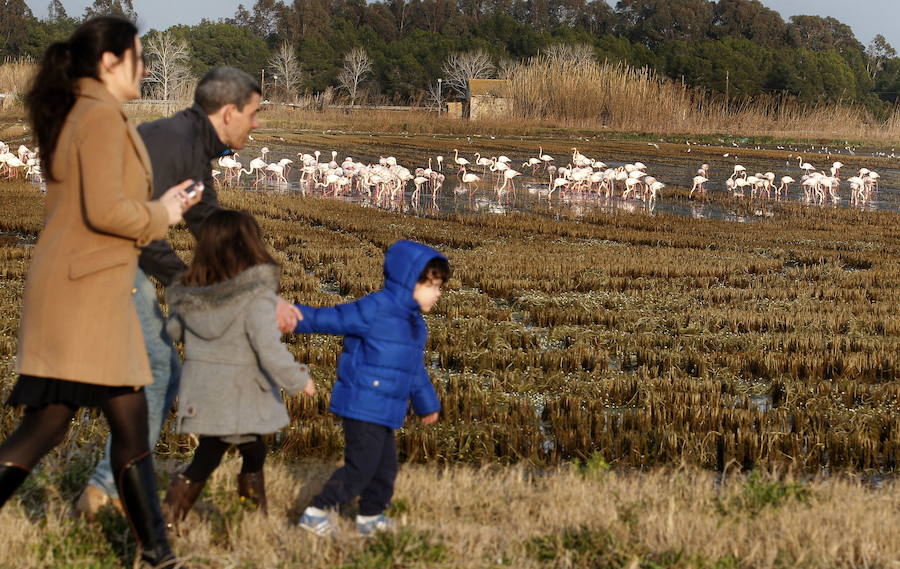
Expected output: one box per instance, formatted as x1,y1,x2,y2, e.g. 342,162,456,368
117,452,178,568
0,462,31,508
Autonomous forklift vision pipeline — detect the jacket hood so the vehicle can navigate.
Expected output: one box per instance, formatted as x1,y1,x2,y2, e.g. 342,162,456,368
166,264,279,340
383,240,446,311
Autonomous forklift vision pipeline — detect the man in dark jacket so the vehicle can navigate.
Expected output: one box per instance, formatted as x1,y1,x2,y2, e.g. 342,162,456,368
295,240,447,536
76,67,300,516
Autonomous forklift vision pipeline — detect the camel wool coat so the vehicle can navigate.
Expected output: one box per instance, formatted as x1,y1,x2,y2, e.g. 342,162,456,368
15,77,169,387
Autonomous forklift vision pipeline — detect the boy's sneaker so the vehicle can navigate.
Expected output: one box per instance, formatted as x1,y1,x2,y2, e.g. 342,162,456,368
356,513,394,535
298,507,334,537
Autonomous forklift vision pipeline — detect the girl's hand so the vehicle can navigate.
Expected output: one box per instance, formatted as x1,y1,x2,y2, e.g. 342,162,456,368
420,412,439,425
302,380,316,397
159,179,200,225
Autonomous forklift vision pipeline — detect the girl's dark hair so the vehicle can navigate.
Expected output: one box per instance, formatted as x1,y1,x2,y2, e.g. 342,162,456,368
418,257,451,283
25,16,139,181
181,210,278,287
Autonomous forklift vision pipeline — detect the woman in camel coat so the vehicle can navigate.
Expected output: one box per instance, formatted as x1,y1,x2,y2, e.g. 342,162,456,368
0,16,198,569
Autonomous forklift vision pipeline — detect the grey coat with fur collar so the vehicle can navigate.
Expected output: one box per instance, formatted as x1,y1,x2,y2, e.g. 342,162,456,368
166,264,310,437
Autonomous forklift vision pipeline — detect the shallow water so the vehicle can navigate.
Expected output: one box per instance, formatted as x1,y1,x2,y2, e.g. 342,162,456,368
227,137,900,221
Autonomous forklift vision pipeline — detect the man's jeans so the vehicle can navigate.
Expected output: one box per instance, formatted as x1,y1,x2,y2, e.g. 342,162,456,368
88,268,181,498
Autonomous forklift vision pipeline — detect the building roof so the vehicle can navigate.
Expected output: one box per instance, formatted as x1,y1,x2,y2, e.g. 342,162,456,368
467,78,510,98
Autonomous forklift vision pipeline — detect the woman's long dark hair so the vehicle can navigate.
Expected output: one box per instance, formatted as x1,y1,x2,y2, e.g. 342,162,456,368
181,210,278,287
25,16,138,181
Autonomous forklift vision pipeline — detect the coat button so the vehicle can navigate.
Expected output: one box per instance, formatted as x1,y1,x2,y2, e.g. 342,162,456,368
131,288,137,294
373,380,380,387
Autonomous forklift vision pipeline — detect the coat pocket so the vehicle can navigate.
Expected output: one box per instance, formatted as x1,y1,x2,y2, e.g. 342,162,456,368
69,247,135,280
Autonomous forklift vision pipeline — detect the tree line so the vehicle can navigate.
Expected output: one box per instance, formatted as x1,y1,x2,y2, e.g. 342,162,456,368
2,0,899,115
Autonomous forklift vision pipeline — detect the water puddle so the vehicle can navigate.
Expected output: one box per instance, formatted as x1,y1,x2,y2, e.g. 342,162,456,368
0,232,35,247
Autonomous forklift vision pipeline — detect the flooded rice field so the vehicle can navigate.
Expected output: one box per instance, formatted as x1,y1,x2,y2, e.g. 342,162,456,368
225,131,900,222
3,132,899,474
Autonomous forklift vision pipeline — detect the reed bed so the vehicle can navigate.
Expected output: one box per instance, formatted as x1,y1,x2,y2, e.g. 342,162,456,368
0,61,36,108
504,56,900,141
1,180,898,474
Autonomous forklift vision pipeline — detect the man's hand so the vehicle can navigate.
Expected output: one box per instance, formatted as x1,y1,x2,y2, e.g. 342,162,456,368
302,380,316,397
275,296,302,333
420,412,439,425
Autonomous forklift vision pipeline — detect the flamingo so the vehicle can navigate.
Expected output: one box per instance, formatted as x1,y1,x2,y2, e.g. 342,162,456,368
452,149,469,174
240,157,268,184
778,176,795,196
539,147,554,165
265,163,287,183
498,168,521,195
690,175,708,198
460,172,480,195
798,157,815,175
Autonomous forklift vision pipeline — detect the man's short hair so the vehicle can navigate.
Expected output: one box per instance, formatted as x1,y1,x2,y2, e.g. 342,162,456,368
194,66,261,114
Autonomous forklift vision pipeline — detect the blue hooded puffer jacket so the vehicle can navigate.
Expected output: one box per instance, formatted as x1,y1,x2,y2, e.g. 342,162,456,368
294,240,444,429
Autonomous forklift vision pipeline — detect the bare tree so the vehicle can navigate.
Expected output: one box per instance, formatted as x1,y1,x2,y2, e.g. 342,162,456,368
441,49,495,98
143,31,192,103
268,42,302,101
426,78,443,109
866,34,896,79
541,43,596,67
336,47,372,106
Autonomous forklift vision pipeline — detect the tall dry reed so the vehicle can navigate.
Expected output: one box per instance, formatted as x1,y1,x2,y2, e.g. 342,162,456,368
0,61,36,109
506,56,898,140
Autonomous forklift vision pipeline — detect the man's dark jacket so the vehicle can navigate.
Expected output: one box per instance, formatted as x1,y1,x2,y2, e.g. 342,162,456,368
138,104,228,286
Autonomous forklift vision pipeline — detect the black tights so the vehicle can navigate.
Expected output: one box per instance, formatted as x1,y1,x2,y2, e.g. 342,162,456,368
182,436,266,483
0,390,150,476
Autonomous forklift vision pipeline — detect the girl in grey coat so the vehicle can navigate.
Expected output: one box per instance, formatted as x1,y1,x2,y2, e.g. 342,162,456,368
162,210,315,528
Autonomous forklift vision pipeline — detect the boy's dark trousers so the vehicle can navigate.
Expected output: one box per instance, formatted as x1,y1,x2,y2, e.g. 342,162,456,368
313,417,398,516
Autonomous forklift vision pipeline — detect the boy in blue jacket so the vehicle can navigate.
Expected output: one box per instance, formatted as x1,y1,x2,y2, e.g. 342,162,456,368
296,240,448,536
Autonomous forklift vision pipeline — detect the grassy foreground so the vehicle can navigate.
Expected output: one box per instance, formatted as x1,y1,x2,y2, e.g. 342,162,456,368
1,456,898,569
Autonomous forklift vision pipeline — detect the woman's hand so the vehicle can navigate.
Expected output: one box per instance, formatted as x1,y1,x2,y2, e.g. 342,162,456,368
420,412,439,425
302,380,316,397
158,179,201,225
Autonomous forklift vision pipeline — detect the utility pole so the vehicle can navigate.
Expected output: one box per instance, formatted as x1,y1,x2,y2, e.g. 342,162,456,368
437,78,442,113
725,69,730,107
261,69,265,99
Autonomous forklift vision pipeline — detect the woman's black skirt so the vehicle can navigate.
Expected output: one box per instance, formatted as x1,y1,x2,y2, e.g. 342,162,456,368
5,375,140,409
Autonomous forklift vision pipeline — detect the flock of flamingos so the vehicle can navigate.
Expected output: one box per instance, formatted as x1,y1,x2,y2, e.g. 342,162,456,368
0,140,887,212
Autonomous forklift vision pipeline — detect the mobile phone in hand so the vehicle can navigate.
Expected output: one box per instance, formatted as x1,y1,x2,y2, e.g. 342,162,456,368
186,181,204,199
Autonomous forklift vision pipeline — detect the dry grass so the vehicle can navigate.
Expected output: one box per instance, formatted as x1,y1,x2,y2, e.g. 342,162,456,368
506,57,900,141
0,455,896,568
0,61,36,109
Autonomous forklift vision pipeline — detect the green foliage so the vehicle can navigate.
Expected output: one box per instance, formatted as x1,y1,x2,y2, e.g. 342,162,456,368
528,527,743,568
528,526,626,565
169,22,272,78
344,528,448,569
576,451,612,478
34,515,130,568
6,0,900,108
719,471,813,516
